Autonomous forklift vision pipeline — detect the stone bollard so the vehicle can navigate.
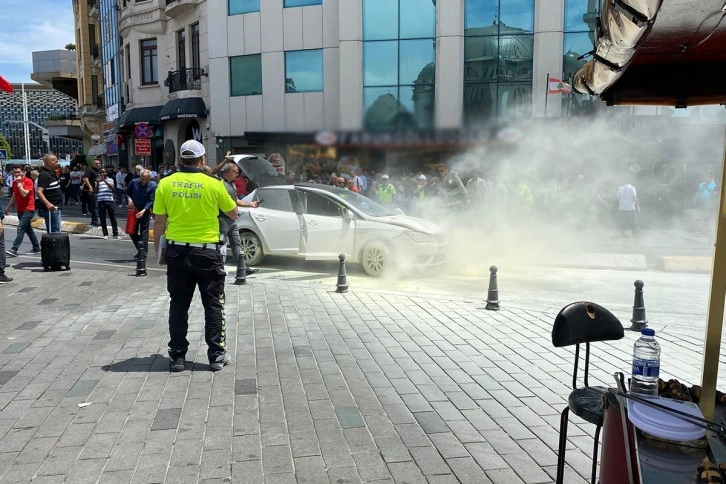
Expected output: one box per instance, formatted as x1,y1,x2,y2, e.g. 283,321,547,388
630,279,648,331
234,250,248,286
135,241,147,277
336,253,349,293
485,265,500,310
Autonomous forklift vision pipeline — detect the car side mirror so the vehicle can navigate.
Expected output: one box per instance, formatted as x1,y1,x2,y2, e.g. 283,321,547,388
343,209,353,223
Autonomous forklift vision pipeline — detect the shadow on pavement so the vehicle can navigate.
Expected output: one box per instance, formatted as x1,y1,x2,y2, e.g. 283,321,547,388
102,354,212,373
10,262,47,272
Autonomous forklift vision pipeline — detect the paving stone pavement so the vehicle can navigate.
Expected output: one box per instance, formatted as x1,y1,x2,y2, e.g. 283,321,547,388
1,267,725,483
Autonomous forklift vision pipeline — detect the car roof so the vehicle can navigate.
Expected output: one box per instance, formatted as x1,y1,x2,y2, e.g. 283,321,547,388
257,183,349,194
293,183,349,194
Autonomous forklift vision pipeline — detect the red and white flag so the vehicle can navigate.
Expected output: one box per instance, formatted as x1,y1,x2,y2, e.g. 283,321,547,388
548,77,572,94
0,75,13,93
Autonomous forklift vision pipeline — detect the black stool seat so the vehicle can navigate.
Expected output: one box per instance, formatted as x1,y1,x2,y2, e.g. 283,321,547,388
569,386,607,425
552,302,624,484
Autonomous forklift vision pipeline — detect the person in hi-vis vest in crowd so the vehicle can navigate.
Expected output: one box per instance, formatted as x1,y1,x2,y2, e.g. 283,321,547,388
376,174,396,205
153,140,238,372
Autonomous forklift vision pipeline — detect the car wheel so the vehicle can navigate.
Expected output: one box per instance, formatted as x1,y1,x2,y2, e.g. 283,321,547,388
240,231,264,266
361,241,391,277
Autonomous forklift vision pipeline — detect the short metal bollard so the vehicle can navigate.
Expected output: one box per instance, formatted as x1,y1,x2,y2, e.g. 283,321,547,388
234,250,248,286
485,265,499,310
135,241,147,277
336,253,349,293
629,279,648,331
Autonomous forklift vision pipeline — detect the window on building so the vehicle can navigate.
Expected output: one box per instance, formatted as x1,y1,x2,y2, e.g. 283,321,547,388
177,29,186,69
140,38,158,85
229,0,259,15
463,0,534,125
125,44,131,80
285,49,323,93
191,23,200,71
562,0,599,116
230,54,262,96
284,0,322,7
362,0,435,130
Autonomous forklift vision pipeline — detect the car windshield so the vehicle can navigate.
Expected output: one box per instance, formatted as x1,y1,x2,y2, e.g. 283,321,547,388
333,190,396,217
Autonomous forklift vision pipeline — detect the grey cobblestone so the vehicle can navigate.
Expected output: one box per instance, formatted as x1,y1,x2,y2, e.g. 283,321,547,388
0,270,720,483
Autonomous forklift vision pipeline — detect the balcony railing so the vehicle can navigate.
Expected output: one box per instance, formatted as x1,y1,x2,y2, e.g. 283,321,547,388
47,111,80,121
164,67,205,93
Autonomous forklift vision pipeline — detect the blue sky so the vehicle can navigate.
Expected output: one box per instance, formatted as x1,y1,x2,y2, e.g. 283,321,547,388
0,0,75,83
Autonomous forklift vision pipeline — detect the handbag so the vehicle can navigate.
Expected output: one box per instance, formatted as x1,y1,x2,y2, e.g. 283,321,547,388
125,207,138,235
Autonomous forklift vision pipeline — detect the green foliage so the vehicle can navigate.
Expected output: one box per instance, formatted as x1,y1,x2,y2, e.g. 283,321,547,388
65,43,76,51
0,134,13,159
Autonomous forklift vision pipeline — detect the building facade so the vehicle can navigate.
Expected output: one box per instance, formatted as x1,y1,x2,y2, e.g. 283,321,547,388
0,84,83,162
204,0,724,177
116,0,210,169
72,0,106,157
98,0,122,164
206,0,603,172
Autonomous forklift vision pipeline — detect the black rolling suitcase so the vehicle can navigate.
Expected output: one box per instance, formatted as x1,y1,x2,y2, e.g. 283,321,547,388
41,233,71,271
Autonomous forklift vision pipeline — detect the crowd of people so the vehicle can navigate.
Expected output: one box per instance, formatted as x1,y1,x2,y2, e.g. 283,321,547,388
296,165,719,236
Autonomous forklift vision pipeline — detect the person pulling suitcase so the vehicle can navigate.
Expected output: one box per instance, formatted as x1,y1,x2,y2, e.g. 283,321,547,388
36,153,63,234
37,153,71,271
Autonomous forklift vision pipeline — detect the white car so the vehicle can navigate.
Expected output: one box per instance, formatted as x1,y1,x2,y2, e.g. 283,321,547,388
234,184,447,277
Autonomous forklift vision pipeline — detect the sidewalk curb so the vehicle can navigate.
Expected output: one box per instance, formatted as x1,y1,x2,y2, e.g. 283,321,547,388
542,252,649,271
659,255,712,273
3,215,154,239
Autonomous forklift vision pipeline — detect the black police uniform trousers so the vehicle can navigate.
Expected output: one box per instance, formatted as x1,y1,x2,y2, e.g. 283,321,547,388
166,244,227,363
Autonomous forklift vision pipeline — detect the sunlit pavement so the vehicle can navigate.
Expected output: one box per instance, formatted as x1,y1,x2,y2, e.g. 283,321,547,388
0,238,721,482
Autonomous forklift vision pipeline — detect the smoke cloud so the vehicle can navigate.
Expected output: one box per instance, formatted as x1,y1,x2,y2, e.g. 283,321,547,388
385,108,726,279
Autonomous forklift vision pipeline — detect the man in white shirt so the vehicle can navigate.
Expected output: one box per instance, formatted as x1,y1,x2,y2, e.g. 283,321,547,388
617,183,640,236
70,165,83,204
115,167,127,207
146,164,159,182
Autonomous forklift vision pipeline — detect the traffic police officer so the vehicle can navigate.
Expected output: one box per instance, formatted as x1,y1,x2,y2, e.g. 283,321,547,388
153,140,238,372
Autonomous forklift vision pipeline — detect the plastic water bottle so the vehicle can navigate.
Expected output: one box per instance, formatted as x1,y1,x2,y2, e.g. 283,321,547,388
631,328,661,395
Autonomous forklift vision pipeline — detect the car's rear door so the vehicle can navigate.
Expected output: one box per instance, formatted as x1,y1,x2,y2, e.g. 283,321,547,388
249,188,303,256
298,190,355,260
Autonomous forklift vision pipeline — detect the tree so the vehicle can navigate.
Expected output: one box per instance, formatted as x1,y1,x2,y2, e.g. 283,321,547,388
65,43,76,51
0,134,13,159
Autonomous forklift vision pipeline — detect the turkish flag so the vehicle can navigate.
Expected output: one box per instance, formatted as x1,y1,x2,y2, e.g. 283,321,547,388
0,75,13,93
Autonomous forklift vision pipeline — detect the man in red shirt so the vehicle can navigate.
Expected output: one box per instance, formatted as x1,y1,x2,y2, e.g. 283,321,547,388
5,167,40,256
233,175,248,199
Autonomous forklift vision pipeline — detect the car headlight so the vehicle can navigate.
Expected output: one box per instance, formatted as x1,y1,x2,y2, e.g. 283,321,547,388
405,231,435,244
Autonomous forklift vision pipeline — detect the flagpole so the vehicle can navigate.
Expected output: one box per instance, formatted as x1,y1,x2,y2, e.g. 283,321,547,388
22,83,30,162
544,73,550,118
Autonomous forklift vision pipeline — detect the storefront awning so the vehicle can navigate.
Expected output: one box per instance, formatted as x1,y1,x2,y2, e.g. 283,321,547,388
159,97,207,121
117,105,163,129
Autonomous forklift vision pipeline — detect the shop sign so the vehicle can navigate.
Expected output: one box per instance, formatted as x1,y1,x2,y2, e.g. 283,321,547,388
106,104,118,123
135,138,152,156
331,129,497,147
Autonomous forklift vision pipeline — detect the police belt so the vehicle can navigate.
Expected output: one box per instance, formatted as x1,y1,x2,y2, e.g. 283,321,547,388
167,240,222,250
